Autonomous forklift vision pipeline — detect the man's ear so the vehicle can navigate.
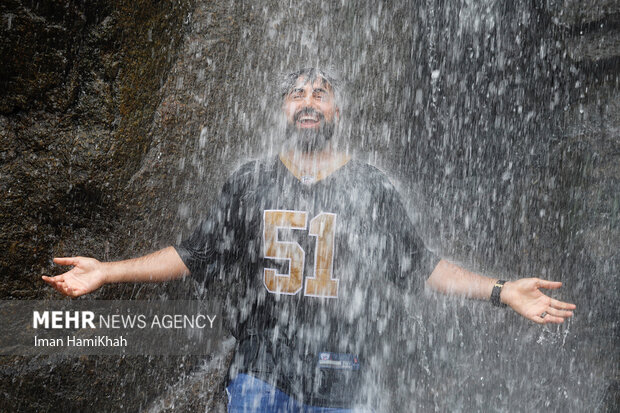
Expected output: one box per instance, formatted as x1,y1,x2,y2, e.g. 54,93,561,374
335,107,340,123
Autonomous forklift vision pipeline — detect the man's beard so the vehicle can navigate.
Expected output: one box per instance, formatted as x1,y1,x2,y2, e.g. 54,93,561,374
283,108,336,153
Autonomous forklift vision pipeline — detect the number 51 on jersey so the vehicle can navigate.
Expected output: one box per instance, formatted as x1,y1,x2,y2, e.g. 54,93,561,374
263,210,339,299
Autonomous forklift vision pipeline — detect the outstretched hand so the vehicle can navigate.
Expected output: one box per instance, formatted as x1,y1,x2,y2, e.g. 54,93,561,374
42,257,107,297
501,278,576,324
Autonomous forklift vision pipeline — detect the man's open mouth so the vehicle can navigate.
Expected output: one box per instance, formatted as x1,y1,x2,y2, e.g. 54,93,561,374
294,109,323,128
297,115,319,126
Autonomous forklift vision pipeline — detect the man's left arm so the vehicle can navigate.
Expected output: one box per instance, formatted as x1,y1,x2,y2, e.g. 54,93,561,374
426,259,576,324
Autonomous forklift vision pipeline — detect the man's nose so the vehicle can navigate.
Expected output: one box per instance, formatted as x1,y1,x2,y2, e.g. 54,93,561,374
301,93,316,106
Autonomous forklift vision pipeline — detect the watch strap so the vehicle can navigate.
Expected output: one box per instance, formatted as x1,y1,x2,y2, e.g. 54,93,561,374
491,280,507,307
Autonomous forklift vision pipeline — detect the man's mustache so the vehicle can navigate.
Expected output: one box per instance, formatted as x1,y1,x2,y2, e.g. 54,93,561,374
293,107,326,124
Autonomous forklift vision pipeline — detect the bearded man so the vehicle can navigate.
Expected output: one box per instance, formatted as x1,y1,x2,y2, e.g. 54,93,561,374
43,68,575,412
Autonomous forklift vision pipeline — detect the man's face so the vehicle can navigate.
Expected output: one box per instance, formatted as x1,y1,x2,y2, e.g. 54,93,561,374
282,75,340,152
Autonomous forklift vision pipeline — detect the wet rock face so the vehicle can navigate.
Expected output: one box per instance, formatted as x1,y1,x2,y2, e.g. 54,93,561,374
400,1,617,411
0,0,192,298
0,354,206,413
548,6,619,404
543,0,620,26
536,0,620,332
0,0,234,410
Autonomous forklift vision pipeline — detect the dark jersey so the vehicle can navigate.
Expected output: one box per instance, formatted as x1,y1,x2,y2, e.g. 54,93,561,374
176,156,439,408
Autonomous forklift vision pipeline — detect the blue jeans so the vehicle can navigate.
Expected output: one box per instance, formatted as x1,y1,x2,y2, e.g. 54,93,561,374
226,373,371,413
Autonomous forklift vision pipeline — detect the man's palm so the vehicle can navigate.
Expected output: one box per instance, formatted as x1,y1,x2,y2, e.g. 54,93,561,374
504,278,576,324
42,257,105,297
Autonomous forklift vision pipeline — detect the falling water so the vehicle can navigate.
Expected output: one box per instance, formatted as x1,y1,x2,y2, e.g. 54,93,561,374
1,0,617,411
133,1,617,411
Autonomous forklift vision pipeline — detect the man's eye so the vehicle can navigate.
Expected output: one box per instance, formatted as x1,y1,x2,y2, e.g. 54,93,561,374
292,93,303,100
313,93,326,100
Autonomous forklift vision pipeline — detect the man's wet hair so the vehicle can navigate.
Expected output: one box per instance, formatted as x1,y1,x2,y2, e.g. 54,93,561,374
280,68,340,105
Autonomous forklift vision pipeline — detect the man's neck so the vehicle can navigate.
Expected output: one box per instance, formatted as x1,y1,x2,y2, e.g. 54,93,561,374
279,148,351,184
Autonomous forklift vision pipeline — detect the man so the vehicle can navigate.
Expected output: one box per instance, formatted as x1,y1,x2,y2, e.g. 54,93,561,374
43,68,576,412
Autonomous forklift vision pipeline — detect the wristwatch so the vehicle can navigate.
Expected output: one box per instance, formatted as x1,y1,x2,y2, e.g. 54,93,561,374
491,280,507,307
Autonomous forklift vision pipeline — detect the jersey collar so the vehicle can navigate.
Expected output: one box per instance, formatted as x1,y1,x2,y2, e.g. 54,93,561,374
278,151,352,185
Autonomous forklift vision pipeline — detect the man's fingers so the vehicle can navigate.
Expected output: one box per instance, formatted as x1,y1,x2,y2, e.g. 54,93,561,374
50,281,69,296
543,314,565,324
534,314,564,324
550,298,577,310
536,279,562,290
53,257,77,266
534,306,574,324
42,275,63,285
545,307,573,318
42,274,78,297
57,282,78,297
42,271,72,283
42,274,65,281
45,278,65,293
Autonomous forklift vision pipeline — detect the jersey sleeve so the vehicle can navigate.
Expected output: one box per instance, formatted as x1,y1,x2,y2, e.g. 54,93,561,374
378,179,440,293
174,167,250,285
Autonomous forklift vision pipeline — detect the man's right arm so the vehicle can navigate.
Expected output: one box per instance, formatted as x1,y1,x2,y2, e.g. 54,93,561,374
42,246,189,297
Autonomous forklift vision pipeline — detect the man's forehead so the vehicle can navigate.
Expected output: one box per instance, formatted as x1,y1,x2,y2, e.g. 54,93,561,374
292,75,333,91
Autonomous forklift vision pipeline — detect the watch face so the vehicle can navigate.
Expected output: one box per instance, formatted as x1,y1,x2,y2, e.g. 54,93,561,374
491,281,507,307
